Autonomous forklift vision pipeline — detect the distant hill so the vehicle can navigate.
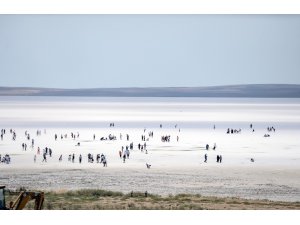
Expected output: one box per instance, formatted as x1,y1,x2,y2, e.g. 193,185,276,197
0,84,300,97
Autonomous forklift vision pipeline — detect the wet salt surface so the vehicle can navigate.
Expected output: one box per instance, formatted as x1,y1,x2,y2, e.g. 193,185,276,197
0,97,300,201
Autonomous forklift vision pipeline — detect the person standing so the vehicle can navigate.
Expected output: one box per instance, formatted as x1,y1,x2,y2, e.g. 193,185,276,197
42,153,47,162
204,154,208,163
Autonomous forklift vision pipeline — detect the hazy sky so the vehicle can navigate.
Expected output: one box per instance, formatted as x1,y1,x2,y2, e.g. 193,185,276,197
0,15,299,88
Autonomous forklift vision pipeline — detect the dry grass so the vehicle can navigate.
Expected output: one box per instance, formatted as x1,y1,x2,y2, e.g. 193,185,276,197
5,189,300,210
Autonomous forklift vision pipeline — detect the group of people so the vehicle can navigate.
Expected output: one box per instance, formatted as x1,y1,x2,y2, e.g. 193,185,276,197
36,151,108,167
119,146,132,163
267,126,276,132
55,132,80,141
21,132,34,150
203,154,223,163
161,135,171,142
137,142,147,152
2,128,17,141
121,148,130,163
226,128,242,134
21,143,28,151
216,155,223,163
2,122,232,169
0,154,11,164
205,143,217,150
86,153,107,166
264,126,277,137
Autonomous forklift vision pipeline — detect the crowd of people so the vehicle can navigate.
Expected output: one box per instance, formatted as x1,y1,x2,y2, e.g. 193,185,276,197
1,122,274,168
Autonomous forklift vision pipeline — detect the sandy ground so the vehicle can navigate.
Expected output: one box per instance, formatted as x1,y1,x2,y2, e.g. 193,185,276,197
2,167,300,202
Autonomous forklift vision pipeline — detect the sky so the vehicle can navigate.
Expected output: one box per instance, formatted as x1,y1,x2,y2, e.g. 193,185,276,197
0,15,299,88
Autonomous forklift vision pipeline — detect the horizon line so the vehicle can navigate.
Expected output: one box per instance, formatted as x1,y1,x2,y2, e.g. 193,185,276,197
1,83,299,90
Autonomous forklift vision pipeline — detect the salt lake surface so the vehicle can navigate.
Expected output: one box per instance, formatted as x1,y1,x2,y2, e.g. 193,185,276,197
0,97,300,201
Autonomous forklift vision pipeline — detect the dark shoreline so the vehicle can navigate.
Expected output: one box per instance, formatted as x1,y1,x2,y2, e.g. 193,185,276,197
1,84,300,98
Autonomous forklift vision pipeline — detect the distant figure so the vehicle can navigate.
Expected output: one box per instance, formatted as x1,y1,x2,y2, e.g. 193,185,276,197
219,155,222,163
103,158,107,167
204,154,207,163
42,153,47,162
216,155,220,163
213,143,217,150
78,154,81,163
59,155,62,162
250,158,255,162
146,163,151,169
206,144,209,150
34,155,36,163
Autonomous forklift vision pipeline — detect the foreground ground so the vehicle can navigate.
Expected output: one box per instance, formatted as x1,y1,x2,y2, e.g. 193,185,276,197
5,189,300,210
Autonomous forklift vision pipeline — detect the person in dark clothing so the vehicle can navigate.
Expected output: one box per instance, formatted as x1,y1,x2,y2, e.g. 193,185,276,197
42,153,47,162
